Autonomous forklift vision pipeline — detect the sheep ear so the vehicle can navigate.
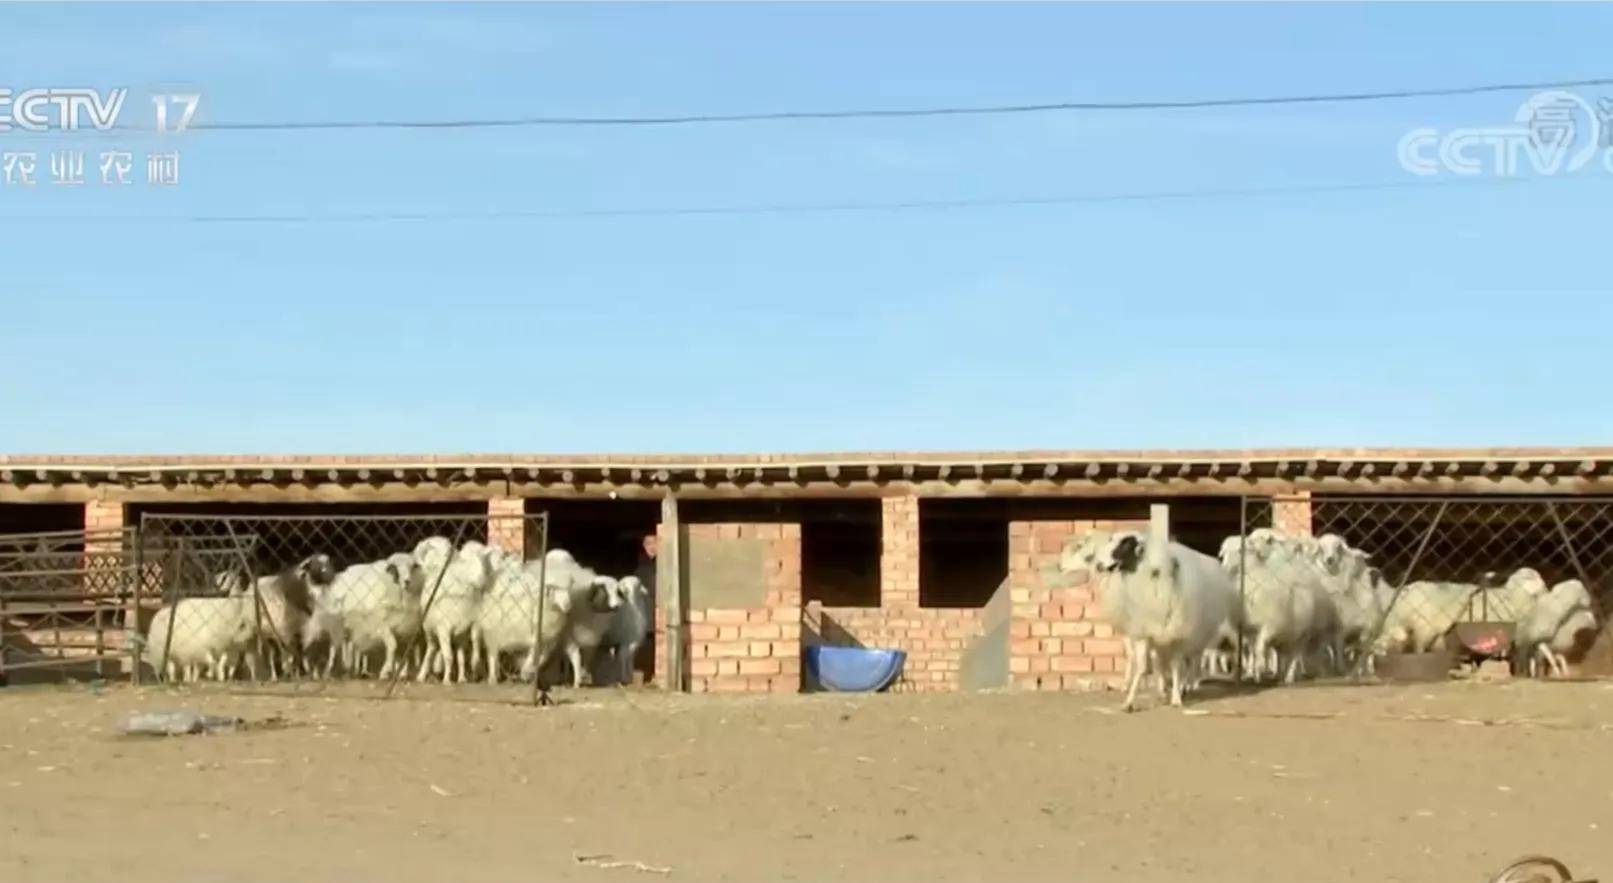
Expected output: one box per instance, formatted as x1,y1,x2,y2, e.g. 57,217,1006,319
385,562,400,583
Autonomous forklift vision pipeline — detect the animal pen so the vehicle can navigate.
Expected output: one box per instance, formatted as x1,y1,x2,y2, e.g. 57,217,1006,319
1235,495,1613,679
2,450,1612,697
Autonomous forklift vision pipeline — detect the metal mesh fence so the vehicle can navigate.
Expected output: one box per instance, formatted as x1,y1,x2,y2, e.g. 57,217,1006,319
1236,496,1613,681
134,512,594,701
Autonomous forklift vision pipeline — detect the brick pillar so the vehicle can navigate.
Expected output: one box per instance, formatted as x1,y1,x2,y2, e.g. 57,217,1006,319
85,500,124,535
84,500,125,595
83,501,130,678
1273,492,1313,535
880,495,920,609
487,497,526,557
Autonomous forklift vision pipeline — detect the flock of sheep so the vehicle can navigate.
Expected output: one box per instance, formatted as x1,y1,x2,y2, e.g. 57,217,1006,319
1061,526,1600,711
132,523,1600,706
138,537,652,689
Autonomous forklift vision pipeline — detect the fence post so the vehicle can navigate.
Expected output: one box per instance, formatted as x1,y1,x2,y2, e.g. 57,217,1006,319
1147,503,1170,571
659,492,686,692
1236,498,1249,682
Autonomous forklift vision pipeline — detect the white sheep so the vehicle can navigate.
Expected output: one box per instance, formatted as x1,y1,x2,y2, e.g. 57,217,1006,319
412,537,496,684
330,553,424,679
596,574,652,686
248,553,337,681
1374,579,1481,654
1219,530,1321,683
1468,567,1547,624
1062,529,1149,692
1515,578,1596,677
298,579,347,679
143,590,258,682
1095,532,1234,710
471,552,573,684
1309,536,1383,674
544,552,627,688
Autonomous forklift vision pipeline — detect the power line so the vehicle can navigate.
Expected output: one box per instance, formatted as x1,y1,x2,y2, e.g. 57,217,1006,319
35,74,1613,133
0,175,1578,225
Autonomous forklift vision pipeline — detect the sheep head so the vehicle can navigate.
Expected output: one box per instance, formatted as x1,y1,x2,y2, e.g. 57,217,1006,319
1096,532,1145,574
587,576,624,613
1505,567,1548,598
1313,534,1349,574
383,553,425,594
213,569,251,596
618,575,648,604
296,553,337,588
1060,530,1112,574
1245,528,1282,562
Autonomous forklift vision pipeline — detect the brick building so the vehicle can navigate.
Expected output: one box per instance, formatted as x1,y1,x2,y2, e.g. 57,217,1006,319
3,448,1611,690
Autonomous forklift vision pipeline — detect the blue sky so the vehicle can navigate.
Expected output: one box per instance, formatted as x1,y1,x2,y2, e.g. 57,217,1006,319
0,3,1608,454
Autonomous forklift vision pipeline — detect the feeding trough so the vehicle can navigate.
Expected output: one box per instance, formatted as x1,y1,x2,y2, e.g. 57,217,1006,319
805,646,906,692
1374,650,1453,682
1450,621,1514,666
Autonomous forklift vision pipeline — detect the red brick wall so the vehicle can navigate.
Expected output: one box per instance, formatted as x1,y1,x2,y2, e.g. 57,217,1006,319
686,523,802,694
486,497,526,555
1007,519,1143,691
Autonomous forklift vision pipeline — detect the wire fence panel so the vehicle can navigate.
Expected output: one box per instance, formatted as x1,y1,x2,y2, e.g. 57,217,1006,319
135,513,573,700
1237,496,1613,682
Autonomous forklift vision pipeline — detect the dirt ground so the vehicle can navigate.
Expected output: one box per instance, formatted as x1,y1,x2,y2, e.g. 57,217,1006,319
2,678,1610,883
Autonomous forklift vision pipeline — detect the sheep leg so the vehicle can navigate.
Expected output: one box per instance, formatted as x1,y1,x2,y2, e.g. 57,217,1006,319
380,632,399,679
454,641,469,685
1121,639,1149,712
1169,655,1186,707
566,642,585,689
619,642,636,686
1549,648,1569,678
1252,633,1273,682
440,627,457,685
417,632,436,683
1282,648,1302,685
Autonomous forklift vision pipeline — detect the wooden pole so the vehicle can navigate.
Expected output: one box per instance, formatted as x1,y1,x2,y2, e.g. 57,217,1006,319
659,492,686,692
1146,503,1170,574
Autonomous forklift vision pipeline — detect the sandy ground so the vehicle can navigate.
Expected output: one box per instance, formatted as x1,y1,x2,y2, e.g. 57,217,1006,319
2,678,1610,883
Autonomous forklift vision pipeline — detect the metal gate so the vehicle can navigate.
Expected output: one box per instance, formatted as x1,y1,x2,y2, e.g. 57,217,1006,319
0,527,147,683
